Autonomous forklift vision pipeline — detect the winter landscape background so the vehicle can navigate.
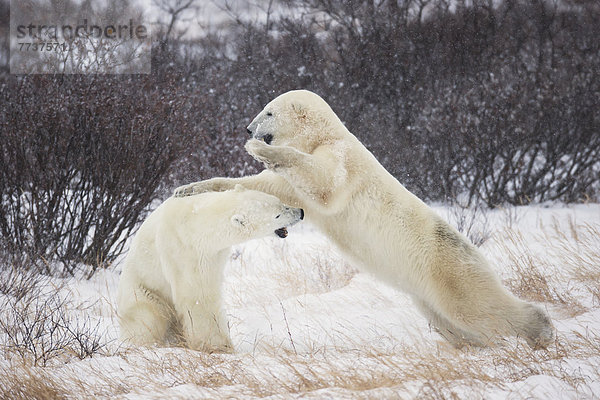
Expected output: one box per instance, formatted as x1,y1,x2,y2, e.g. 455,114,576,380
0,0,599,398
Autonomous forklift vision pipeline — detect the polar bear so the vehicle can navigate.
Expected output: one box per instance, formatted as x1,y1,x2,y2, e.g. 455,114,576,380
175,90,554,349
117,186,304,352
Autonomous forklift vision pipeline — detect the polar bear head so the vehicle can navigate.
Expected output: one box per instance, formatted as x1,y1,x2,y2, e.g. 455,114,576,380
246,90,346,152
227,185,304,242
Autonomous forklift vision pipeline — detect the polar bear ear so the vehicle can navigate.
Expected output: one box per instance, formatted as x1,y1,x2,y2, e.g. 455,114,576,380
231,214,247,227
233,184,246,192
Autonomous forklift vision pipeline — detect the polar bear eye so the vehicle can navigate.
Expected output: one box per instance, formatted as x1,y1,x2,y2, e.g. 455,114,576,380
266,112,273,117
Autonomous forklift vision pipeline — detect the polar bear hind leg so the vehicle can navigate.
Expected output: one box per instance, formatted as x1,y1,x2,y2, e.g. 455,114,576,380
422,224,554,348
413,298,487,347
426,265,554,348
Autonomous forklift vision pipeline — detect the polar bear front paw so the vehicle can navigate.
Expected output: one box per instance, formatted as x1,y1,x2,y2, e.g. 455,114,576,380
206,341,234,354
174,179,227,197
186,333,234,354
245,139,281,169
174,183,198,197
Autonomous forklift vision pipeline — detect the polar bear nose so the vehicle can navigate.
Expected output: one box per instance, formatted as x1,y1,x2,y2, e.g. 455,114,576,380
247,128,253,136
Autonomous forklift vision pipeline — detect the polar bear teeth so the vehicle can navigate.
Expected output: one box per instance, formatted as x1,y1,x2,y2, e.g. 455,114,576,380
274,227,288,238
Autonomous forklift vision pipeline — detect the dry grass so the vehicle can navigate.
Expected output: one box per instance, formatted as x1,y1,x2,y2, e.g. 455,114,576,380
0,367,68,400
497,217,599,318
1,212,599,399
553,222,600,307
2,330,599,399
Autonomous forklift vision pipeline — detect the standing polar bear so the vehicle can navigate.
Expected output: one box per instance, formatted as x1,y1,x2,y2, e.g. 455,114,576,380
118,186,304,352
175,90,554,348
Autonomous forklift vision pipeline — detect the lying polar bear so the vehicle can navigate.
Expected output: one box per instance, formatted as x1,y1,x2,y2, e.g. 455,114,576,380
118,186,304,352
175,89,554,349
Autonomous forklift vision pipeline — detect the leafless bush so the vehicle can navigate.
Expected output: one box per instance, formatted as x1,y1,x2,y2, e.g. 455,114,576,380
416,66,600,206
446,200,491,247
0,0,8,74
0,266,106,366
0,263,46,301
0,293,105,366
186,0,600,206
0,74,197,275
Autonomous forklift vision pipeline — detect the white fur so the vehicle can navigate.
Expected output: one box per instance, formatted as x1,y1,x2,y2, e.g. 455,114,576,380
175,90,554,348
118,186,303,352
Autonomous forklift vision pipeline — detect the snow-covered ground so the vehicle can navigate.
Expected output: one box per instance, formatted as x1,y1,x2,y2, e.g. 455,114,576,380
1,203,599,399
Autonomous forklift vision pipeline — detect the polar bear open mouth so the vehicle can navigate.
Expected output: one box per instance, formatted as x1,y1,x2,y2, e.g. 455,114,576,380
263,134,273,145
274,227,288,238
